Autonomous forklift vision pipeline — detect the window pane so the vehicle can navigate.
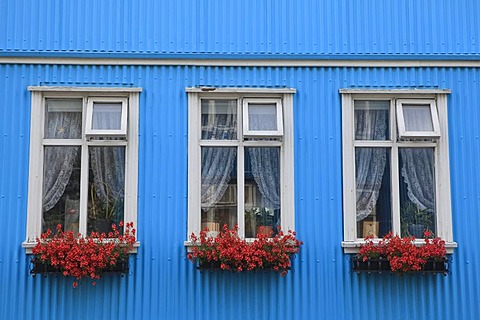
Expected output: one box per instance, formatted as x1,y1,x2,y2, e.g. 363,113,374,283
42,146,81,233
244,147,281,238
92,102,122,130
201,100,237,140
399,148,436,237
403,104,434,131
45,99,82,139
248,103,277,131
355,147,391,238
201,147,237,235
354,100,390,140
87,146,126,234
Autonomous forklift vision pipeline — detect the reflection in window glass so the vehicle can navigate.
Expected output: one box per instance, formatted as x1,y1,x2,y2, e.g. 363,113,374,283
355,148,391,238
354,100,390,140
201,100,237,140
45,99,82,139
244,147,281,238
248,103,277,131
201,147,237,236
403,104,434,131
399,148,436,237
87,146,126,234
92,102,122,130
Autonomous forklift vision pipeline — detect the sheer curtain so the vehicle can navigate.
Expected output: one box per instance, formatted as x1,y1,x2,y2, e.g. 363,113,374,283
43,112,82,212
248,147,280,210
201,101,237,210
355,108,388,221
89,111,125,213
400,148,435,212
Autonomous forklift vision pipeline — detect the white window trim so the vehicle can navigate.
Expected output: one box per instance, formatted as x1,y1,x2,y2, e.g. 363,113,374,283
23,87,140,250
242,98,284,137
186,88,295,243
340,90,456,253
396,98,441,139
85,97,128,138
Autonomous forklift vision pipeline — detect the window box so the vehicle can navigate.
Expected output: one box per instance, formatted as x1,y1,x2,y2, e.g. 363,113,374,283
30,257,129,276
351,256,449,275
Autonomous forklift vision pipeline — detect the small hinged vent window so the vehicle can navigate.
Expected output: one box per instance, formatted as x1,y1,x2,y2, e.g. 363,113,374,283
85,97,128,138
243,98,283,137
396,99,440,139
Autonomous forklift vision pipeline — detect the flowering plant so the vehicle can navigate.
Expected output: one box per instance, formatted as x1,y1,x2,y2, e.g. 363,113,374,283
357,231,446,273
32,221,136,287
187,225,302,276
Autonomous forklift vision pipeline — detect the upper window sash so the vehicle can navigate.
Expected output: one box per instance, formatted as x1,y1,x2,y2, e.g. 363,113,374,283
396,99,441,139
85,97,128,139
242,98,283,137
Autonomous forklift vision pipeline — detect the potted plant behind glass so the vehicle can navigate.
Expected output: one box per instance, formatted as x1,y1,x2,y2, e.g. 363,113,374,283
89,181,123,234
400,202,433,238
255,207,275,236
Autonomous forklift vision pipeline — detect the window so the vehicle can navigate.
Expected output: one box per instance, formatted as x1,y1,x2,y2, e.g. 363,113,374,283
186,88,295,240
340,89,455,252
24,87,140,247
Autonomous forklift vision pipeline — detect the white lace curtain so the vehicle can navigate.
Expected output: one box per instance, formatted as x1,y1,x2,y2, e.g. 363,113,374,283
89,111,125,210
355,107,436,221
400,148,435,212
43,109,125,215
248,148,280,210
43,112,82,212
355,108,388,221
201,100,280,211
201,101,237,210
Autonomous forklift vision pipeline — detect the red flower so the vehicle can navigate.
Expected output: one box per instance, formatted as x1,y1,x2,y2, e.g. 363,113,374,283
187,225,302,275
32,222,136,287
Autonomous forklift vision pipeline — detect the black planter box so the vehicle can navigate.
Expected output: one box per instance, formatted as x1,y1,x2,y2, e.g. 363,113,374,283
30,257,129,276
351,256,449,275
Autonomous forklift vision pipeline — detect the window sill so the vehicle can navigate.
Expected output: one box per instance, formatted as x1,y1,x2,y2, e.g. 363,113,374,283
341,240,457,254
22,241,141,254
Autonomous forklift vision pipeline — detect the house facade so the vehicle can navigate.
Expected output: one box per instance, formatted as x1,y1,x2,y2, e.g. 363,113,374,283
1,1,479,319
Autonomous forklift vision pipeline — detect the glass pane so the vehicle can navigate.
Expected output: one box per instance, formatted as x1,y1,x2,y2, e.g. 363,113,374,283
92,102,122,130
244,147,281,238
399,148,436,237
248,103,277,131
201,100,237,140
42,146,81,233
355,147,391,238
354,100,390,140
45,99,82,139
201,147,237,235
403,104,434,131
87,146,126,234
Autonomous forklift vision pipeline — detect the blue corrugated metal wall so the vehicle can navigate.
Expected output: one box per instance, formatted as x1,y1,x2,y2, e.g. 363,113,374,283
0,64,479,319
1,0,479,56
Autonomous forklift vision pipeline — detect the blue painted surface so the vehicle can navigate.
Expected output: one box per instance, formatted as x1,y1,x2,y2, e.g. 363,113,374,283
1,0,480,319
1,0,479,56
0,64,479,319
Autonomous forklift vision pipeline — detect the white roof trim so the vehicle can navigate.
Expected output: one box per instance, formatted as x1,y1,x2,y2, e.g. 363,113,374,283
3,57,480,68
28,86,142,92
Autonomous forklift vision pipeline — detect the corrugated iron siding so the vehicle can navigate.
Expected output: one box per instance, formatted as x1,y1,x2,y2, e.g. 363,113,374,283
1,64,480,320
1,0,479,56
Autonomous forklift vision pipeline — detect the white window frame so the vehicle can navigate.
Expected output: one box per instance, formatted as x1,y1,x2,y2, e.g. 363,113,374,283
340,89,456,253
23,87,141,251
85,97,128,139
396,98,441,139
242,98,284,137
185,87,295,242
